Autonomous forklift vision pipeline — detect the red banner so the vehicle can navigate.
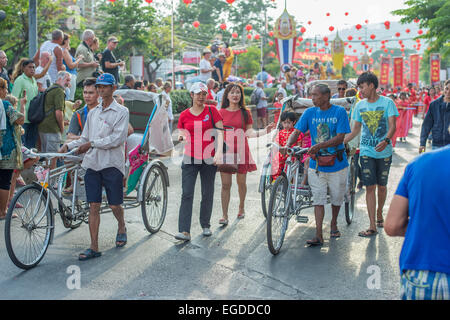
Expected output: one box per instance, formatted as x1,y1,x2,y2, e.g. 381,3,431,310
294,51,358,63
430,53,441,84
410,54,420,87
393,57,404,89
379,57,390,86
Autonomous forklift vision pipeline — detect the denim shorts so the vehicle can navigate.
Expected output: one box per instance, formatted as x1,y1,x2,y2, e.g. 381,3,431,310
360,155,392,187
84,167,124,205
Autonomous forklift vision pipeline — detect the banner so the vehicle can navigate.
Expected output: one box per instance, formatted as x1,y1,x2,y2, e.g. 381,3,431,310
410,54,420,86
430,53,441,85
274,9,297,72
331,33,345,76
379,57,390,86
393,57,404,89
294,52,358,63
183,51,200,64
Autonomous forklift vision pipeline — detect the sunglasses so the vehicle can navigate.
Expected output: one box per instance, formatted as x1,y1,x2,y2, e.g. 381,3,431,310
338,88,347,91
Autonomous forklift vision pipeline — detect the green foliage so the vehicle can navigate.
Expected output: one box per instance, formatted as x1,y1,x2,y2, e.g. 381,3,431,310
169,90,192,114
243,87,279,105
342,64,358,80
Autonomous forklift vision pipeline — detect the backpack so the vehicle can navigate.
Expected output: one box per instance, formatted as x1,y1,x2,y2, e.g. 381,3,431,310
27,86,59,124
250,88,260,105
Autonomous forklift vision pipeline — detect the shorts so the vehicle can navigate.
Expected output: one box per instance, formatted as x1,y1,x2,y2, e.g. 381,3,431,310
256,107,267,118
39,132,61,153
401,270,450,300
0,169,14,190
308,167,348,206
84,167,124,205
360,155,392,187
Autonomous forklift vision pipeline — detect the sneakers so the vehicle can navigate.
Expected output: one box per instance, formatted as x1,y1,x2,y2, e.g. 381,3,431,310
202,228,212,237
174,232,191,241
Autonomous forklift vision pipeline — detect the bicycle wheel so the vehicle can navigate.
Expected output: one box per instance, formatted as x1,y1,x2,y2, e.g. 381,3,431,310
141,165,168,234
57,173,82,229
267,175,290,255
345,156,356,225
5,184,54,270
260,162,272,219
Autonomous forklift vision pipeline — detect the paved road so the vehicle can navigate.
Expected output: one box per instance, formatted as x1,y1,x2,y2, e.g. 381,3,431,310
0,118,425,300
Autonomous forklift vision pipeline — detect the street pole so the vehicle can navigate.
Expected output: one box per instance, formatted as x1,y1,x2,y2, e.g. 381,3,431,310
28,0,37,59
171,0,175,89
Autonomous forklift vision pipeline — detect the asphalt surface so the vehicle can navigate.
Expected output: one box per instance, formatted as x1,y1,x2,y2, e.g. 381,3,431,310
0,117,425,300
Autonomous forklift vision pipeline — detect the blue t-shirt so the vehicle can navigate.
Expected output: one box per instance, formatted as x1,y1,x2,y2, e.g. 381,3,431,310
213,59,223,79
352,95,399,159
395,146,450,274
295,105,351,173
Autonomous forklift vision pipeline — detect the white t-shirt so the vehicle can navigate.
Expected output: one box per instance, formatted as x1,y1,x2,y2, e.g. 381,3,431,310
35,66,52,90
199,58,212,82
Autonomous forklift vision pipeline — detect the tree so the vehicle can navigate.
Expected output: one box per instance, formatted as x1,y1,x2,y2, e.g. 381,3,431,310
0,0,74,66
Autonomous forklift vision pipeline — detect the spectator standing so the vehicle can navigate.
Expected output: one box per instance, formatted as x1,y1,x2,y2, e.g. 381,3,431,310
344,72,398,237
133,81,145,91
385,145,450,300
155,78,163,93
422,87,439,118
61,33,83,101
0,50,11,92
35,52,52,93
212,53,225,83
331,80,348,98
255,81,269,129
216,81,229,109
119,75,135,90
277,81,288,99
39,71,71,169
11,60,39,149
75,29,99,87
199,49,215,84
60,73,130,260
205,78,218,107
101,36,125,84
256,68,269,87
420,80,450,152
147,83,157,93
33,29,65,84
161,81,174,132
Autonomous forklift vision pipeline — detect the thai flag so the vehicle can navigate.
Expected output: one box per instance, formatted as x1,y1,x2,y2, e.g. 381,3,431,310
275,38,297,70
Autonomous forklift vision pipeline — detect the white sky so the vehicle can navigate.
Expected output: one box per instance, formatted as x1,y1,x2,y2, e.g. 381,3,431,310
267,0,409,37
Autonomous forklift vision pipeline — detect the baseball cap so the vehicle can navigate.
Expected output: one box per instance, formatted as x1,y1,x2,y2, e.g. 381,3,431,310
95,73,116,86
189,82,208,94
108,36,119,43
202,48,212,55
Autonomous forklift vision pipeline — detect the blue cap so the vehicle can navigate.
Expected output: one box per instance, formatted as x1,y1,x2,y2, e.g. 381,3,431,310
95,73,116,86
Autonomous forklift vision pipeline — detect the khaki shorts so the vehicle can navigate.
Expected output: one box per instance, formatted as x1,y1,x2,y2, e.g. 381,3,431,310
308,167,348,206
39,132,62,153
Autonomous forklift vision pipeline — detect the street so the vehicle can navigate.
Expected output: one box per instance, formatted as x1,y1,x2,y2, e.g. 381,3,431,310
0,117,424,300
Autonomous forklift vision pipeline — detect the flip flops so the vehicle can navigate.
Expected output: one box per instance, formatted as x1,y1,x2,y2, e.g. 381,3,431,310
116,231,127,247
79,248,102,261
219,218,229,226
306,238,323,246
237,212,245,219
376,219,384,228
358,229,378,237
330,230,341,238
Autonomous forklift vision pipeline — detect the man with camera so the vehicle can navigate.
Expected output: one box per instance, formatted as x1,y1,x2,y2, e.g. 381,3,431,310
101,36,125,84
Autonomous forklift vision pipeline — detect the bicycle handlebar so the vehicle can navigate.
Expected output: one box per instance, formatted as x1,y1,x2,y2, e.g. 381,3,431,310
267,143,309,156
25,148,82,162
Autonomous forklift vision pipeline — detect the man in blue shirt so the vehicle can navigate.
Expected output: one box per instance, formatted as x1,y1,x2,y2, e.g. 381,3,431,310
283,83,351,246
345,72,398,237
385,145,450,300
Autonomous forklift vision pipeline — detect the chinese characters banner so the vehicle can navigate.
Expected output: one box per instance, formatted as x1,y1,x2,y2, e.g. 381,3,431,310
393,57,404,89
410,54,420,87
379,57,390,86
430,53,441,85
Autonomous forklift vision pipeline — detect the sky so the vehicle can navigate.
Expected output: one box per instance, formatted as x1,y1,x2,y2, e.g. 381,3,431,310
267,0,409,37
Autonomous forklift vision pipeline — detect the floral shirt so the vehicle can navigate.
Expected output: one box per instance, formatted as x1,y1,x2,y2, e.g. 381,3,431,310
0,100,23,169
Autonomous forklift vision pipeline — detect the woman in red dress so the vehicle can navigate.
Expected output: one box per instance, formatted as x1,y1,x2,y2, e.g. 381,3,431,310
423,87,440,118
218,83,275,225
396,92,410,142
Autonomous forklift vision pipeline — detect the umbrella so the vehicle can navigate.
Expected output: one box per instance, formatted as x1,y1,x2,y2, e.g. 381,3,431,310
166,65,199,76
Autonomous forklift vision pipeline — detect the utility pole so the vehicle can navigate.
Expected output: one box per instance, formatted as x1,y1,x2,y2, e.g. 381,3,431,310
28,0,37,58
171,0,175,88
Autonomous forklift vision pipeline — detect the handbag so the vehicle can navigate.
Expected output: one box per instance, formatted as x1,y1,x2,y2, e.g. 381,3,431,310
208,107,243,173
312,154,336,167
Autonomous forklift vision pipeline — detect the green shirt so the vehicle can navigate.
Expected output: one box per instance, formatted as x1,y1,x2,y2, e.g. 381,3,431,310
11,73,39,124
38,84,65,134
75,42,96,85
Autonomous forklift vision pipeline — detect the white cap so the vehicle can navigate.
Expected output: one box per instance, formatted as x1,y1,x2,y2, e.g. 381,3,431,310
189,82,208,94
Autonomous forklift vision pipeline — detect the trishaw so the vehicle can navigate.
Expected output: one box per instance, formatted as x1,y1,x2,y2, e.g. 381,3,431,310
4,91,172,270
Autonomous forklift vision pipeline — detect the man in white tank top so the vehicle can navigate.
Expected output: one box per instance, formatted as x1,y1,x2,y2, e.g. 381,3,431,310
32,29,65,84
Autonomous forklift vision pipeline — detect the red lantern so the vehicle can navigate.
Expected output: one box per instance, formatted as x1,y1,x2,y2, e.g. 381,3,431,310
305,48,310,52
405,28,410,33
390,50,394,54
323,36,328,42
353,49,357,53
384,21,390,29
308,21,312,25
370,34,375,40
348,45,352,48
344,42,348,46
232,32,238,39
108,0,116,2
269,40,274,46
381,45,385,49
300,27,306,33
365,45,369,49
296,43,300,47
254,34,260,40
417,29,423,35
183,0,192,6
220,23,226,30
416,39,420,43
326,12,330,16
358,37,362,40
345,12,349,16
306,42,310,46
268,31,274,37
145,0,152,3
325,42,329,46
365,19,369,24
193,21,200,28
226,0,235,4
245,24,252,32
400,48,404,52
347,35,353,41
329,26,334,32
395,32,401,37
247,34,252,40
361,41,365,46
269,52,275,58
414,18,420,23
355,24,362,30
384,49,388,53
298,36,303,42
313,43,317,47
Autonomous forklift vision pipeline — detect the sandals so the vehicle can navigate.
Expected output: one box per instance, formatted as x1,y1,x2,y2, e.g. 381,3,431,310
376,219,384,228
358,229,378,237
237,212,245,219
116,230,127,247
219,218,229,226
330,229,341,238
306,237,323,246
79,248,102,261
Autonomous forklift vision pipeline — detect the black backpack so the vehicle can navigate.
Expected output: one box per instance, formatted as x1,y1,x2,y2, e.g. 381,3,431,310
27,86,59,124
250,88,260,105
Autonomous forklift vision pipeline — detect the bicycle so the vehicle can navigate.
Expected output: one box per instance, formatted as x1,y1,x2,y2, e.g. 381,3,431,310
4,148,169,270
